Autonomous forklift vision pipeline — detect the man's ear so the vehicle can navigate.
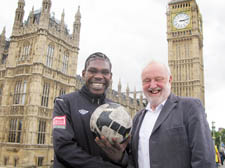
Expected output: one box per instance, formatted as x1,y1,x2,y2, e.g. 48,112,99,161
82,70,85,78
169,75,172,84
110,72,112,80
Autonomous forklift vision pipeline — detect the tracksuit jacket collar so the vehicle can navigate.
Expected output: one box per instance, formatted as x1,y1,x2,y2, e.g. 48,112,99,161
79,85,106,105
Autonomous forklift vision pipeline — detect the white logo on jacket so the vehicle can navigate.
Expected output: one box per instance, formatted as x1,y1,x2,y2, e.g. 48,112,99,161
79,109,89,115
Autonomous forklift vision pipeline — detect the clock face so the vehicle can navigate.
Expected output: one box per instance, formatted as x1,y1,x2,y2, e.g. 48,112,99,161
173,13,190,29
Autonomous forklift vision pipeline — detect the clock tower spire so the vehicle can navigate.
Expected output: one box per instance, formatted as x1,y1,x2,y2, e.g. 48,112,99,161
166,0,204,105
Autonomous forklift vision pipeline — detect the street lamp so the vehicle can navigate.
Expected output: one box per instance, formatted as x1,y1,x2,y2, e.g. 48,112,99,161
212,121,216,144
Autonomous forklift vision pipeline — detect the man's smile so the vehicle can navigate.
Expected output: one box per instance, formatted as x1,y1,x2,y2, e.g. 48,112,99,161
91,82,105,90
148,87,161,95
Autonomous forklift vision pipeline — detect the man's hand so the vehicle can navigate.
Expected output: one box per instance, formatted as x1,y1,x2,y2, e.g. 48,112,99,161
95,136,130,162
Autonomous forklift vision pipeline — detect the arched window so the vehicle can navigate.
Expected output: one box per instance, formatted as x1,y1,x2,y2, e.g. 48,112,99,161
8,118,22,143
21,42,31,61
37,120,46,144
46,44,54,67
13,80,27,105
41,82,50,107
62,51,69,74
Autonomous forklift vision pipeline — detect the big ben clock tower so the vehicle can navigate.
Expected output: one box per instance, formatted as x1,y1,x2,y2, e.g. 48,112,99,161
166,0,205,105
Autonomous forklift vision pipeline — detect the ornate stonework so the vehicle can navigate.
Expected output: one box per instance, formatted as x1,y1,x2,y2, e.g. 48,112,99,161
169,0,192,4
166,0,205,105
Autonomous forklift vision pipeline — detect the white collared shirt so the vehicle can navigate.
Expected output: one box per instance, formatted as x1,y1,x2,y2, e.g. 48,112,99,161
138,100,166,168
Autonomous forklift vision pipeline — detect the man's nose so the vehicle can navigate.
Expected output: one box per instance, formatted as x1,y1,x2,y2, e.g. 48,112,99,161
94,72,104,79
149,80,157,88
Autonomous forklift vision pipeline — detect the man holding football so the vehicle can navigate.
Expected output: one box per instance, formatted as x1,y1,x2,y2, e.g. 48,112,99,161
52,52,129,168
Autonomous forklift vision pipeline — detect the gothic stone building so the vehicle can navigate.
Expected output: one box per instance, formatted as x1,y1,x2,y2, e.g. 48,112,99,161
167,0,205,105
0,0,143,167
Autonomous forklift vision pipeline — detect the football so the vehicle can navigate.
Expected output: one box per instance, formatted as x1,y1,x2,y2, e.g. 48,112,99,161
90,102,132,144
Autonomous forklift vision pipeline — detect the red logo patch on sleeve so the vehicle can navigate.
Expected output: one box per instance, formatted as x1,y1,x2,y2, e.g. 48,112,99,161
53,116,66,129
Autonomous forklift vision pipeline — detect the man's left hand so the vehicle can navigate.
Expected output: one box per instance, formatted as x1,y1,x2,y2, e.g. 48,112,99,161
95,136,130,162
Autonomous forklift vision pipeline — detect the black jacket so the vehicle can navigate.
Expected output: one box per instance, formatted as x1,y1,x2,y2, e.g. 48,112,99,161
53,85,126,168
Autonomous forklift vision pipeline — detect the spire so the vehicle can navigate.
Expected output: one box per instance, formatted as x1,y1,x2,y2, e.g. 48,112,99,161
28,6,34,25
16,0,25,21
109,79,112,90
117,79,122,103
133,87,137,108
75,6,81,20
42,0,51,13
0,27,6,43
13,0,25,33
40,0,51,29
1,27,6,36
60,9,65,32
126,84,130,97
107,79,113,99
74,6,81,29
140,92,143,108
73,6,81,46
61,9,65,23
133,87,137,100
118,79,122,93
0,27,6,55
18,0,25,4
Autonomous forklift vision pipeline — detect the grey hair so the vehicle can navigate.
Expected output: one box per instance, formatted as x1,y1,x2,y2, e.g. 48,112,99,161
142,60,171,78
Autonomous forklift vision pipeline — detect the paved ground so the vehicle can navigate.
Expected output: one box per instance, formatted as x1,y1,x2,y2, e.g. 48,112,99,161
219,163,225,168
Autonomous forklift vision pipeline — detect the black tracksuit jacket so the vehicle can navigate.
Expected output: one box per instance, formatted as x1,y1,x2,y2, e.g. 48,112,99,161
53,85,127,168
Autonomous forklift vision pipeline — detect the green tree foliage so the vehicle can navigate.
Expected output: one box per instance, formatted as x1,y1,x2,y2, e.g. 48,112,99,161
213,129,225,149
220,129,225,146
215,131,221,147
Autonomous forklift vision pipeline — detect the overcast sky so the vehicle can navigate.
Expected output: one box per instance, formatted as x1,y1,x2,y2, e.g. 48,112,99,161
1,0,225,130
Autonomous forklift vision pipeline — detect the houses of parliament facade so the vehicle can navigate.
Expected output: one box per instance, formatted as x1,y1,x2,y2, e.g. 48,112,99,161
0,0,204,167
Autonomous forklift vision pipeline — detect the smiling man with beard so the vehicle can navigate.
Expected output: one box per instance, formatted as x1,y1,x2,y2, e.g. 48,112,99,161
53,52,128,168
128,61,216,168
